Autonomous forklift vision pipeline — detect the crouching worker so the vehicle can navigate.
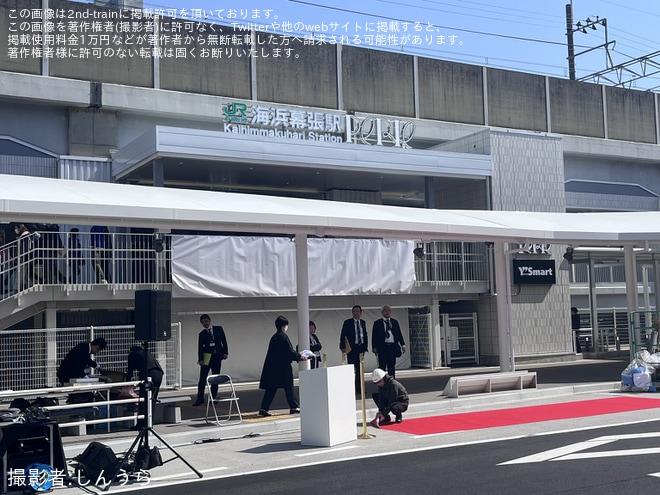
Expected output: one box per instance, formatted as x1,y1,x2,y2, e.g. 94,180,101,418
370,368,409,428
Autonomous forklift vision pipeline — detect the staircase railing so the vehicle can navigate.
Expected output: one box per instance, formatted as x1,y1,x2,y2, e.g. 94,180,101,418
0,230,171,301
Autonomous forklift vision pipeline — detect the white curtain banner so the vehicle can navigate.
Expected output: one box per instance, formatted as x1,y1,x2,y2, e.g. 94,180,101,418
172,236,297,297
172,235,415,298
307,238,415,295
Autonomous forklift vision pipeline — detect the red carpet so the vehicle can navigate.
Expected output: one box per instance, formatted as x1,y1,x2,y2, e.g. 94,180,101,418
381,396,660,435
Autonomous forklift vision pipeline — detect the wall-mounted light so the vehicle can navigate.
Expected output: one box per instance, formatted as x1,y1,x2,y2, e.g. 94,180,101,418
413,242,425,259
153,233,164,253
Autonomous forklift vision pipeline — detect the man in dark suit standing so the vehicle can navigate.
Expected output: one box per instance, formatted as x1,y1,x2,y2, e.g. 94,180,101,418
372,305,406,378
339,305,369,393
193,314,229,406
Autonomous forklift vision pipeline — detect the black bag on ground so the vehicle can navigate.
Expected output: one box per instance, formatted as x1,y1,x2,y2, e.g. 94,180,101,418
10,398,31,411
74,441,120,484
32,397,58,407
134,446,163,471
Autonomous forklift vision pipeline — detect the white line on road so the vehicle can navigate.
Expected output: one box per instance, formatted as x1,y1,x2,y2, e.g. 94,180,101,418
94,416,660,492
295,445,359,457
557,447,660,460
152,466,229,480
499,439,615,465
501,430,660,465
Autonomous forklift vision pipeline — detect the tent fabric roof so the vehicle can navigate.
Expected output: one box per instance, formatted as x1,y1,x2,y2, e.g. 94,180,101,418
2,174,660,245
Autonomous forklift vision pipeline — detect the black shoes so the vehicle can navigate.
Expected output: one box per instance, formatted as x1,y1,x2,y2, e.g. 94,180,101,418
257,408,300,416
395,416,403,424
192,400,204,407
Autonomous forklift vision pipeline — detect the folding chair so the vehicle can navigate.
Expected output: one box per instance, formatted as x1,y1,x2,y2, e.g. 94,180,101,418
205,374,242,425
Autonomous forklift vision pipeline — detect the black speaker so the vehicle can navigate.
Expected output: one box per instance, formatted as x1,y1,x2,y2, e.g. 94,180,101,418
74,441,119,484
134,290,171,341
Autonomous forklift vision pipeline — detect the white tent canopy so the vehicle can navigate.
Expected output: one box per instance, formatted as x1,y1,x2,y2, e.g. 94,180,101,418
2,174,657,373
2,174,660,246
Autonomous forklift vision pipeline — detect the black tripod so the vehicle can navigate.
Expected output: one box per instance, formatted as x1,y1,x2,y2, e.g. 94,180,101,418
105,344,203,491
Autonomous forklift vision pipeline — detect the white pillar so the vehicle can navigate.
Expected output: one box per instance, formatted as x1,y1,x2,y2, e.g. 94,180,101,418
588,258,599,351
493,242,514,372
45,302,58,386
431,298,441,368
654,259,660,311
624,245,638,359
643,265,651,311
295,233,311,371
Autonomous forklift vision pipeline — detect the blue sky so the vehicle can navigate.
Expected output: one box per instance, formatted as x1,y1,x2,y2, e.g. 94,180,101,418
84,0,660,91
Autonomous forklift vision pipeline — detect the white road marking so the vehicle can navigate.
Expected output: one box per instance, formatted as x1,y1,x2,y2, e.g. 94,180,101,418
295,445,359,457
498,439,615,465
558,447,660,460
90,417,660,492
501,431,660,465
152,466,229,480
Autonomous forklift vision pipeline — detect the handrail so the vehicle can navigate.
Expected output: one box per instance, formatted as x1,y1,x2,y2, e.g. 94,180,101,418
1,233,490,303
0,380,141,399
0,230,171,301
0,380,143,433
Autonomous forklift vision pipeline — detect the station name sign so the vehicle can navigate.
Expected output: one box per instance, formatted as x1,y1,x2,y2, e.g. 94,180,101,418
512,259,556,285
221,102,415,148
517,243,550,255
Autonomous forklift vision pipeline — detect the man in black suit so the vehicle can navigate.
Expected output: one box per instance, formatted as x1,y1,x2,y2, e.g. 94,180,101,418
372,305,406,378
126,344,164,402
339,305,369,393
193,314,229,406
57,337,107,385
126,344,164,427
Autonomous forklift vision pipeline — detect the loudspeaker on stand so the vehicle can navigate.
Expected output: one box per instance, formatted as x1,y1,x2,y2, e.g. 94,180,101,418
134,290,171,341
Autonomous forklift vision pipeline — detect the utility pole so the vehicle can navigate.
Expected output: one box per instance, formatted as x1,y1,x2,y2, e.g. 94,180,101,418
566,3,575,80
565,3,611,81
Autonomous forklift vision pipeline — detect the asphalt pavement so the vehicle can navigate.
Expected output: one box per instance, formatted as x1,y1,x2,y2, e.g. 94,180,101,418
35,351,660,495
60,354,631,457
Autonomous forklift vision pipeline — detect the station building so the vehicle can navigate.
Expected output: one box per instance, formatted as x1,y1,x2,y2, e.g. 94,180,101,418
1,0,659,386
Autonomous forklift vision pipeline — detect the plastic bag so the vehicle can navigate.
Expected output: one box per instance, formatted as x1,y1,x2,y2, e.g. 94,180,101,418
621,355,657,392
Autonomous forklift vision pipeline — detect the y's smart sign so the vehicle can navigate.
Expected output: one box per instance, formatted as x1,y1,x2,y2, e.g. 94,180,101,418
513,259,556,285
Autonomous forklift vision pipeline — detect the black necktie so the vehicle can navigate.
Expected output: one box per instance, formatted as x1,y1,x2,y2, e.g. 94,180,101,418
386,319,392,338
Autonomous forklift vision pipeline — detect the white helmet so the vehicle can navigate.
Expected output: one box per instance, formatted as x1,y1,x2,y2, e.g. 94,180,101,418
372,368,386,383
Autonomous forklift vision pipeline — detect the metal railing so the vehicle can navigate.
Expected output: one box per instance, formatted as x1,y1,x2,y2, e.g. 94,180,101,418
569,262,654,285
0,381,143,434
576,307,631,352
414,241,489,284
0,325,182,391
1,233,488,302
0,230,171,300
630,310,660,356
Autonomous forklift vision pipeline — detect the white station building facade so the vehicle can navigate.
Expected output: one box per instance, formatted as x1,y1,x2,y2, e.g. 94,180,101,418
1,0,660,385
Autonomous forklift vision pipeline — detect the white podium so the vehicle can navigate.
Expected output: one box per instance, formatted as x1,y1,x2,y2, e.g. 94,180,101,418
299,365,356,447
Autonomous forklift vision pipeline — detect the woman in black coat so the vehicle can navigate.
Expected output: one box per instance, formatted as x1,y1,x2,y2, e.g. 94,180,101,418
258,315,307,417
